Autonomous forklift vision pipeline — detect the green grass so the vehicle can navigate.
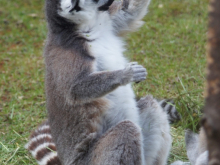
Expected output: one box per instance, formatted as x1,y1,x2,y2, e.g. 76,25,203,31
0,0,208,164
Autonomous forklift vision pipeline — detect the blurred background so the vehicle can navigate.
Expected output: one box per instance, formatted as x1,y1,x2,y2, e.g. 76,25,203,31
0,0,208,164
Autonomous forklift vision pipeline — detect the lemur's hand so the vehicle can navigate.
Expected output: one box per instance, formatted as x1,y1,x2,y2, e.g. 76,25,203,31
121,62,147,84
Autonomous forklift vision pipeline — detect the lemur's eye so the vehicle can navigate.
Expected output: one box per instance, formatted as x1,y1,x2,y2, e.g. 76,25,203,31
98,0,114,11
69,0,81,12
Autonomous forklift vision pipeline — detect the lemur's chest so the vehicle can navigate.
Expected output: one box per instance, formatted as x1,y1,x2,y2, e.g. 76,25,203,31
89,31,128,71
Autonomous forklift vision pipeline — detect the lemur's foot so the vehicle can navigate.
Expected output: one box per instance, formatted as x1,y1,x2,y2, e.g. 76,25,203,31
137,96,181,124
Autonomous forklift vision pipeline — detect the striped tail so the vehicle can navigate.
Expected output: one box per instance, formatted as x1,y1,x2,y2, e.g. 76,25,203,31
25,121,61,165
158,99,181,123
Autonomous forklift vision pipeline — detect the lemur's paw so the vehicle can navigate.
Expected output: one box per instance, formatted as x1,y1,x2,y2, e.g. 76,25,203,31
123,62,147,84
137,95,158,110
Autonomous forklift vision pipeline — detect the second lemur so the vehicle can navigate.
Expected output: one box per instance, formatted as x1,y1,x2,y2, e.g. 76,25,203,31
26,0,172,164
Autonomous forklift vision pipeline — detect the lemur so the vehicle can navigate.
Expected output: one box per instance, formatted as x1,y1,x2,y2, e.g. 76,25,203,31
25,0,178,164
171,128,208,165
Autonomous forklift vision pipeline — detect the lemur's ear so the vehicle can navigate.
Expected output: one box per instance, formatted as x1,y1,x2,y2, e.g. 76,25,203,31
98,0,115,11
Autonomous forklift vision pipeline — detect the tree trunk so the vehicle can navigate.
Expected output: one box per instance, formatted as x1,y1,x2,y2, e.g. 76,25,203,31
202,0,220,164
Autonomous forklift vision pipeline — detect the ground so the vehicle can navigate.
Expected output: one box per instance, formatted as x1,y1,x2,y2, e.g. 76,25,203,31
0,0,208,164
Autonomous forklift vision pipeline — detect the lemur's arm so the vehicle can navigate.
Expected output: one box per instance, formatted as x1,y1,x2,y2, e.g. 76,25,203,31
109,0,151,34
70,62,146,103
46,47,147,104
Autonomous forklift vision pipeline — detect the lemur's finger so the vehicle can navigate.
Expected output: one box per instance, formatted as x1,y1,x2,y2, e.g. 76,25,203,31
133,72,147,78
132,76,146,82
129,62,138,66
132,65,146,71
133,68,147,73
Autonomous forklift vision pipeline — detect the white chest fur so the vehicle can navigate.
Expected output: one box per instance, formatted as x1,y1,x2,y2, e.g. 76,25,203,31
89,33,127,71
81,13,140,128
81,13,127,71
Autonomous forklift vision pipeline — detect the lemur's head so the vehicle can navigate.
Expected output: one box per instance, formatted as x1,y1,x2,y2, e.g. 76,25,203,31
59,0,114,23
46,0,114,32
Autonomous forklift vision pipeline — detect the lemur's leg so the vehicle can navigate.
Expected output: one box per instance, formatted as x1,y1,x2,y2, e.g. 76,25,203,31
26,97,174,165
137,95,172,165
26,120,144,165
92,120,143,165
91,120,144,165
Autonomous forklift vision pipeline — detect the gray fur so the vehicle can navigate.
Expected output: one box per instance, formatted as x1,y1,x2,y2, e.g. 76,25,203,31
185,130,200,165
91,120,143,165
185,129,208,165
68,62,147,103
138,96,171,165
171,128,208,165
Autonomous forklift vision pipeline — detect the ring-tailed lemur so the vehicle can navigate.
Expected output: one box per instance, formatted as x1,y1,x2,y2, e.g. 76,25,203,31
171,128,208,165
26,0,175,164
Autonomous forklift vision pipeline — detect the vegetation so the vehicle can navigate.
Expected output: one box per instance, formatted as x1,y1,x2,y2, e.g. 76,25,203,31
0,0,208,164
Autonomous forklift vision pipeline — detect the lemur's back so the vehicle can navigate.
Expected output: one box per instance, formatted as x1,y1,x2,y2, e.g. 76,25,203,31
45,35,110,164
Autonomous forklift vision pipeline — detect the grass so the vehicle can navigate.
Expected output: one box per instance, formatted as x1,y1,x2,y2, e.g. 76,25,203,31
0,0,208,164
